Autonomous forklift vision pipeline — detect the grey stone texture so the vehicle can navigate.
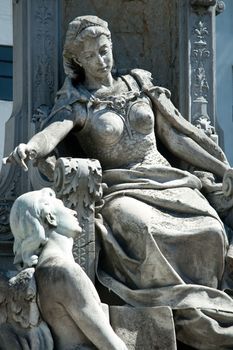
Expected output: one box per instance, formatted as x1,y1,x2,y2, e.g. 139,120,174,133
0,268,53,350
54,157,102,281
0,2,230,349
4,11,233,348
110,306,176,350
0,0,221,269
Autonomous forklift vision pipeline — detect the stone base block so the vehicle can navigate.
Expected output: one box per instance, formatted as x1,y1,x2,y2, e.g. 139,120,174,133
109,305,177,350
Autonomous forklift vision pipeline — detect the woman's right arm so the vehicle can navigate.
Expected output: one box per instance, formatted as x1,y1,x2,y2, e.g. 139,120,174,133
5,118,75,171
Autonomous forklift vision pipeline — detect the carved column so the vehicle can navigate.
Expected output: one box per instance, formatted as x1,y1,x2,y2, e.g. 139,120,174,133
54,158,103,282
179,0,223,142
0,0,62,266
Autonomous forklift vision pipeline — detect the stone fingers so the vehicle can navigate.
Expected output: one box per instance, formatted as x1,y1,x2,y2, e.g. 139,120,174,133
3,143,29,171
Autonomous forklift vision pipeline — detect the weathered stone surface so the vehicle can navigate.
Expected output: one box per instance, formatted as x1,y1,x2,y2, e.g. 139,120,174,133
3,10,233,350
109,306,176,350
0,268,53,350
53,157,102,282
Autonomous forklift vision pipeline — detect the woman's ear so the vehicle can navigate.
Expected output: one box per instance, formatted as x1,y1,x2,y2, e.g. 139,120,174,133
40,203,57,228
45,212,57,228
73,57,82,67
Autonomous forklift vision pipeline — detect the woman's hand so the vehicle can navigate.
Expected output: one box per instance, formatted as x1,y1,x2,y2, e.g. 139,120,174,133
2,143,36,171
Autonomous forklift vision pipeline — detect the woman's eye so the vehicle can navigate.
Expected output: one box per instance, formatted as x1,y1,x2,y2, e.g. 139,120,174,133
84,53,94,60
100,49,108,56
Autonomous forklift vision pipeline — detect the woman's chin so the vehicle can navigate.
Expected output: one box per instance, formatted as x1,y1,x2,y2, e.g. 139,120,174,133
76,226,82,235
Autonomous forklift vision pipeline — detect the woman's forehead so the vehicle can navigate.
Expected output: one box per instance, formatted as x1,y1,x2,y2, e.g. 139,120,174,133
43,196,63,208
52,197,63,206
80,34,110,53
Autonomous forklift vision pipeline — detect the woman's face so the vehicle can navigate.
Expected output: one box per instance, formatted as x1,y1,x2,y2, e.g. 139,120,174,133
76,34,113,80
47,197,82,238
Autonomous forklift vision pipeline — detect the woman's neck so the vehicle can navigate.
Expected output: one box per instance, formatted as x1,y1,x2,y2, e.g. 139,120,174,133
83,72,113,91
38,230,74,265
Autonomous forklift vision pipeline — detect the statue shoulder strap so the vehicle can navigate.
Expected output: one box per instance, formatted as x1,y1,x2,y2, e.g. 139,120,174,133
130,68,154,90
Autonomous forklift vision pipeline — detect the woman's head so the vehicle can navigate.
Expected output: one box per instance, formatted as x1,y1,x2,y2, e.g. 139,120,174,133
10,188,56,269
63,15,113,81
10,188,81,270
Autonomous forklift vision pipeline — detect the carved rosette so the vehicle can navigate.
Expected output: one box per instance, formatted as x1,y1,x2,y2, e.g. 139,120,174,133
216,1,225,14
53,158,102,281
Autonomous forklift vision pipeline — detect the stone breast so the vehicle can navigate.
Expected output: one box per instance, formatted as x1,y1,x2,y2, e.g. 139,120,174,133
76,96,157,168
89,97,154,146
128,100,154,134
93,109,124,145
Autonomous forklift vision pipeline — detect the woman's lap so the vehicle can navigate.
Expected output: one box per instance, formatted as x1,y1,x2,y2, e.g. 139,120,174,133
100,192,226,289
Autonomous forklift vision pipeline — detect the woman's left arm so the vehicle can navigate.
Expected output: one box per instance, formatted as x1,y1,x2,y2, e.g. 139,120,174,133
155,110,229,179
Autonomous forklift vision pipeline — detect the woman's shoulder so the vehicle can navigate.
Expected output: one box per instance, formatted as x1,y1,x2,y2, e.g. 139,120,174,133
42,78,88,128
129,69,154,89
117,68,154,92
53,78,89,112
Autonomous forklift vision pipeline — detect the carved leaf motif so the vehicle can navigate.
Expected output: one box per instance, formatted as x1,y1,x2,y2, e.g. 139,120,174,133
195,67,205,81
32,0,56,116
54,158,101,279
193,49,199,58
63,173,79,196
195,21,208,36
67,191,80,209
202,49,210,58
35,2,52,26
191,18,210,101
87,164,103,200
66,164,79,176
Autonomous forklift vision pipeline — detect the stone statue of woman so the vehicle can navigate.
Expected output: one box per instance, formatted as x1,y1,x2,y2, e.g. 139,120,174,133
5,15,233,349
10,187,127,350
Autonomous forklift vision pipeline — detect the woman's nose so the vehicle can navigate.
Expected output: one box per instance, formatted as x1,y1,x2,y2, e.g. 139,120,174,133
96,54,105,66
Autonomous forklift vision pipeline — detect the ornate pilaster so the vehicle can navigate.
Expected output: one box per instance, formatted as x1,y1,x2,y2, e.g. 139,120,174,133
0,0,62,266
30,1,58,121
53,158,102,281
179,0,223,143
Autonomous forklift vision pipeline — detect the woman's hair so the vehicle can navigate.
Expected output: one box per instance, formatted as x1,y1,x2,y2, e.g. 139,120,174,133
10,188,56,270
63,15,112,81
